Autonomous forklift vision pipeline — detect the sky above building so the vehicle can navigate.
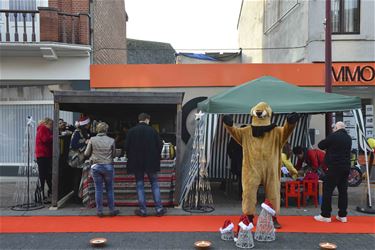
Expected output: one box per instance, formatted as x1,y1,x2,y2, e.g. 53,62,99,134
125,0,242,52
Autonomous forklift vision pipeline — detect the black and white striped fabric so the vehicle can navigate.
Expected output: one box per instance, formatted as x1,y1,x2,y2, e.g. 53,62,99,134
206,114,309,179
353,109,373,208
353,109,373,152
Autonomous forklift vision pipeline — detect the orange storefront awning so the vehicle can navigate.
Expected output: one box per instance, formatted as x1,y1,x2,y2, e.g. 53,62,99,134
90,63,375,88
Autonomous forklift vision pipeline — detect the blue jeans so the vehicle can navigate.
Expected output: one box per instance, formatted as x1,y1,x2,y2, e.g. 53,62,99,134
135,172,163,214
91,164,115,214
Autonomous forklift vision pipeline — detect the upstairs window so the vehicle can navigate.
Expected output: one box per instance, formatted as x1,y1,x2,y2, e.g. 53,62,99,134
332,0,360,34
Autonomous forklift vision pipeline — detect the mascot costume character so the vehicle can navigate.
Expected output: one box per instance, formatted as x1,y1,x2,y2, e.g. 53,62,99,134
223,102,299,228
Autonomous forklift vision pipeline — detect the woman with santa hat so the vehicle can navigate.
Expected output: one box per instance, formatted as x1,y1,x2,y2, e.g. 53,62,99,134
69,115,91,204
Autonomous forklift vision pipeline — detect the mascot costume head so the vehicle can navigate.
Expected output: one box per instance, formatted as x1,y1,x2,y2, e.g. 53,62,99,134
250,102,277,137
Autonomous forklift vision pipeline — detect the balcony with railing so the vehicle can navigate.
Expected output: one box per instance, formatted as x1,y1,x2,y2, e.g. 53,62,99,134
0,7,90,45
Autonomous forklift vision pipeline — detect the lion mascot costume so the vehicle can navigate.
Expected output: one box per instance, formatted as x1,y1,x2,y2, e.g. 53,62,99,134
223,102,299,228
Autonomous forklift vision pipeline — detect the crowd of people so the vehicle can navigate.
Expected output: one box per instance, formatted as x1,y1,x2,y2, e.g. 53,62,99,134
35,110,373,223
35,113,166,217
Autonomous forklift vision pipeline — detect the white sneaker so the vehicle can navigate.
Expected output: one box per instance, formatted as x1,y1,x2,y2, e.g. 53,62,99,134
336,215,347,223
314,215,331,222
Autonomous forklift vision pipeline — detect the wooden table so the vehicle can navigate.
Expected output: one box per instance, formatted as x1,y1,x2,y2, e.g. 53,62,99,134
80,160,176,207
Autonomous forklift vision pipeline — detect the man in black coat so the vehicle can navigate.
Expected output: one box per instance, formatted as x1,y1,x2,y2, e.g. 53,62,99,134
124,113,166,216
314,121,352,223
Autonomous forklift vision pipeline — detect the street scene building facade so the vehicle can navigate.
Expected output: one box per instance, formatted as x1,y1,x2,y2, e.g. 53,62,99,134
238,0,375,144
0,2,374,248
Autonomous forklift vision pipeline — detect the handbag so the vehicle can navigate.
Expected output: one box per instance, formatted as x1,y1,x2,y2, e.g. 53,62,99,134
68,130,86,168
68,147,86,168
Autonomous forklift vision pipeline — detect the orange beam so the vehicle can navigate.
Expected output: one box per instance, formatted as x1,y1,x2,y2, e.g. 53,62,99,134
90,63,375,88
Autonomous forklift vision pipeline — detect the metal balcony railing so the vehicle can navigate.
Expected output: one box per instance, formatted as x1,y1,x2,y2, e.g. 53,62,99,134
0,9,38,42
0,9,90,44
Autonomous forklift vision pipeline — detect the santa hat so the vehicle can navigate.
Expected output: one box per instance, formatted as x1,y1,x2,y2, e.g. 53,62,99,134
79,116,90,126
261,199,276,216
238,215,254,231
219,219,234,234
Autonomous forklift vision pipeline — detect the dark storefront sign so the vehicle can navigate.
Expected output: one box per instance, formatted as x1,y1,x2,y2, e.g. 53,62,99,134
332,65,375,83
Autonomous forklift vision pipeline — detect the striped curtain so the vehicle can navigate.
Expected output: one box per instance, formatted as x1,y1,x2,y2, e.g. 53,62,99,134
353,109,372,152
352,108,373,207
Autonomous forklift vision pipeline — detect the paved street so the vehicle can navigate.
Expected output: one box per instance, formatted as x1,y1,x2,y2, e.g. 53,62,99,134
0,232,374,250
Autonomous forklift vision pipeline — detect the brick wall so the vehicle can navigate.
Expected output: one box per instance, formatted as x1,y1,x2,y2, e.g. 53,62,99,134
50,0,89,13
92,0,127,64
39,7,59,42
40,0,90,44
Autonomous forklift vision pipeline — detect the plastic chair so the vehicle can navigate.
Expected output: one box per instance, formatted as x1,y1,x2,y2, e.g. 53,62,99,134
302,179,318,207
285,181,301,208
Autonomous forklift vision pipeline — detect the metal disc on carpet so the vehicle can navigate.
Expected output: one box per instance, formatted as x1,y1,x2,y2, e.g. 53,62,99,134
194,240,211,249
319,242,337,250
90,238,107,247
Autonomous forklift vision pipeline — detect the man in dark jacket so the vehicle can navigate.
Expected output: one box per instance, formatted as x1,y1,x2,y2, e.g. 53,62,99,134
124,113,165,217
314,121,352,223
227,125,246,199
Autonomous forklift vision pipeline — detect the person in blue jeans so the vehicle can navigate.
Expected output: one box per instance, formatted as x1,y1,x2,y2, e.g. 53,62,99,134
85,122,119,217
125,113,166,217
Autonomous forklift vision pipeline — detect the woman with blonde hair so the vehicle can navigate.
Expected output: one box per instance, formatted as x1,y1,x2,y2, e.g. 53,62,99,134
35,117,53,200
85,122,119,217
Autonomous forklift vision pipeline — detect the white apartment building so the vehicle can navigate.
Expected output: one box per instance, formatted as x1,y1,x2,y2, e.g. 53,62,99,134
238,0,375,145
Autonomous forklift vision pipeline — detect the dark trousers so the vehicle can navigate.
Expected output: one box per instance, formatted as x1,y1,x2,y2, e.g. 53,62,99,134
36,157,52,198
321,166,349,218
72,168,83,201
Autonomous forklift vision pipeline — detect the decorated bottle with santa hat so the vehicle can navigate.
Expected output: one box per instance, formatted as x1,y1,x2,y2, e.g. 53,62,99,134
219,219,234,241
254,199,276,242
234,215,254,248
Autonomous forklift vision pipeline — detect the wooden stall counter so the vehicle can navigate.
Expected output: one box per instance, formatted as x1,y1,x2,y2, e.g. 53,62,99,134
80,160,176,207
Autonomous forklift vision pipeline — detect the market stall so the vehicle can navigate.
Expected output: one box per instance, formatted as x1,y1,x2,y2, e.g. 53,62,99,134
51,90,184,208
179,76,364,205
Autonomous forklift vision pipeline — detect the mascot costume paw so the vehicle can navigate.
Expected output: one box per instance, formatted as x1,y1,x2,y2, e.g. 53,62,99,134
223,102,299,228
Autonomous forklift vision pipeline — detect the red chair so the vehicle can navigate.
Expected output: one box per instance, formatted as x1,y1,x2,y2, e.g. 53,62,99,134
302,179,318,207
285,181,301,208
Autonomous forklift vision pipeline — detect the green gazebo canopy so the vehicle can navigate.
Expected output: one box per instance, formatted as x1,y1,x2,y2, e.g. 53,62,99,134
198,76,361,114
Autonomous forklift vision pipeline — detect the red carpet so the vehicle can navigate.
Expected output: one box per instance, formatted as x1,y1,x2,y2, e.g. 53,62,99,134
0,215,374,234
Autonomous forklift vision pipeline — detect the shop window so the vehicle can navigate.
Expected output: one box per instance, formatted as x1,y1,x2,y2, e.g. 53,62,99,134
331,0,360,34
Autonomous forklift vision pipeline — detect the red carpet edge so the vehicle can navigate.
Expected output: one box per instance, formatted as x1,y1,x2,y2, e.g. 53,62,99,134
0,215,374,234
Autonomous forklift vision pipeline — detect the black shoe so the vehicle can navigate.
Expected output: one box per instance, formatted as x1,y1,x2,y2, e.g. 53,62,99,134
272,216,282,229
134,209,147,217
73,197,82,205
97,212,104,218
247,215,254,224
110,209,120,217
156,208,166,217
43,197,51,204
